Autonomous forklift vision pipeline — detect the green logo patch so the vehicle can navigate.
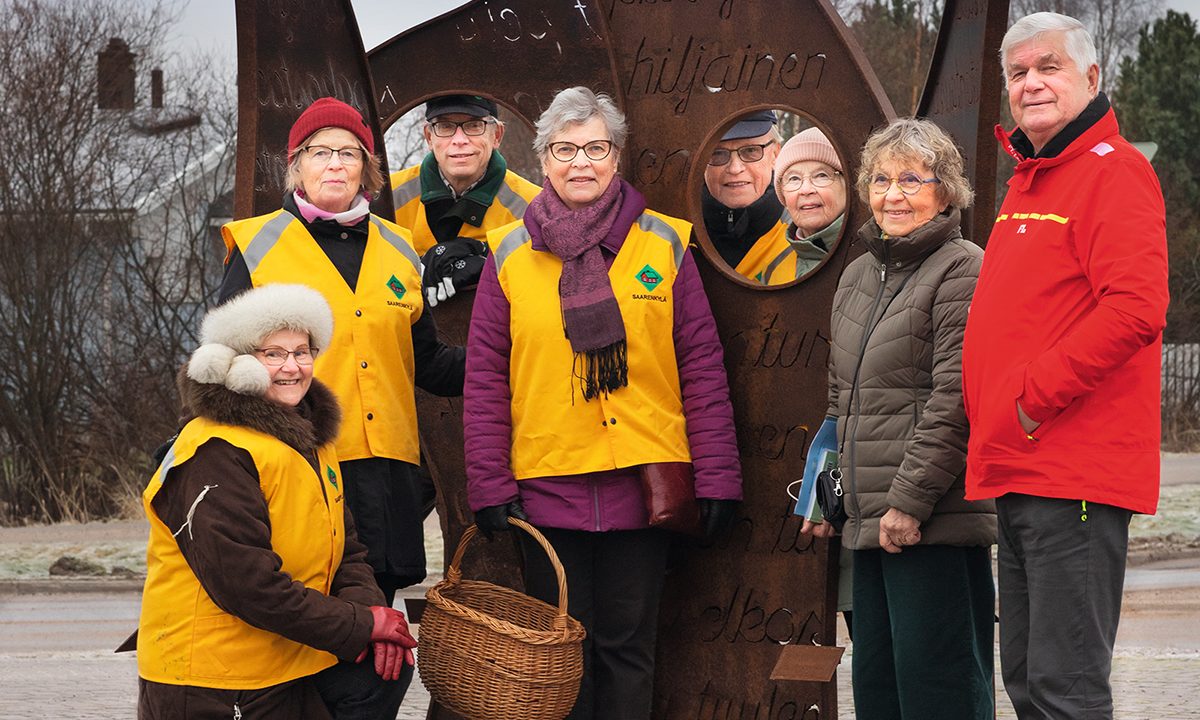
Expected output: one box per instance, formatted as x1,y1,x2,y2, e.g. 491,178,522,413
326,465,339,490
386,275,406,300
635,264,663,292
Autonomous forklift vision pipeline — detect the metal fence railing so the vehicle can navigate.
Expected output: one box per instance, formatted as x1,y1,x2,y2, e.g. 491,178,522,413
1163,343,1200,411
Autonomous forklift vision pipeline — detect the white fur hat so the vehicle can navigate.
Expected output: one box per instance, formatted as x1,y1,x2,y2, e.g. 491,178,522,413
187,284,334,395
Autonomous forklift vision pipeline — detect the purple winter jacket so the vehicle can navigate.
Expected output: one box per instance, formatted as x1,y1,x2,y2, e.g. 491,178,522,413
464,180,742,532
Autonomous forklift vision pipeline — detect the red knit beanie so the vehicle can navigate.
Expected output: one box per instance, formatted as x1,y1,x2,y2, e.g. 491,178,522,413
288,97,375,159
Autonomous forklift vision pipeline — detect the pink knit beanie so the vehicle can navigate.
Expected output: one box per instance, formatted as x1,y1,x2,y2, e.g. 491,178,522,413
774,127,841,203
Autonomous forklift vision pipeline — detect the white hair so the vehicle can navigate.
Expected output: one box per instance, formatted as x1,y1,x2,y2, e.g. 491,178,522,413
533,87,628,156
1000,12,1100,87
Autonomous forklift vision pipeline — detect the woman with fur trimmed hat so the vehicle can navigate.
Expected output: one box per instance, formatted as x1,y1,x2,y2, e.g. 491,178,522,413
137,283,417,719
760,126,846,285
219,97,464,605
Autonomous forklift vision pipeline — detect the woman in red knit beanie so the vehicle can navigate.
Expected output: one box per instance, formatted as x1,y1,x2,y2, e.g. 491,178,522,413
216,98,465,691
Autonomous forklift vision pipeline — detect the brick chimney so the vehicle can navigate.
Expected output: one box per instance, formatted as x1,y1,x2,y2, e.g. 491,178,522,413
151,68,163,109
97,37,135,110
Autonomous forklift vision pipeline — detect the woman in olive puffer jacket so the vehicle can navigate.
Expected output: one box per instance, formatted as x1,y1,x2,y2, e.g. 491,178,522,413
810,118,996,720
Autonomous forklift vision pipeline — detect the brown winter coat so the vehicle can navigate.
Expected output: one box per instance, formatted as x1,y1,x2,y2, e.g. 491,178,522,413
828,208,996,551
137,371,382,719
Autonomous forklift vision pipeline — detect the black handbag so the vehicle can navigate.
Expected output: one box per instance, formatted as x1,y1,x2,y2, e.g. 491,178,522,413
815,468,847,532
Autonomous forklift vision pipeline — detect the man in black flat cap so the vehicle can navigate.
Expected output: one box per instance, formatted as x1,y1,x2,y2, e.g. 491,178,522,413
390,94,540,306
701,109,790,282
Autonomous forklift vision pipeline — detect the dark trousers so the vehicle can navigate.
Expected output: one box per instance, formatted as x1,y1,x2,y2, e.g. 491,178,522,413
313,656,413,720
997,494,1131,719
852,545,994,720
138,660,411,720
520,527,671,720
341,458,427,604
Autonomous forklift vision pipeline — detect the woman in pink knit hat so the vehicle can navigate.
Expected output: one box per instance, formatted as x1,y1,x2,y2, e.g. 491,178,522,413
760,126,847,285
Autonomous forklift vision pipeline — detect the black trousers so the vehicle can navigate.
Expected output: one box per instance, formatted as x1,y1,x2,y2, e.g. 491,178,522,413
852,544,995,720
520,527,671,720
997,493,1132,719
341,458,427,604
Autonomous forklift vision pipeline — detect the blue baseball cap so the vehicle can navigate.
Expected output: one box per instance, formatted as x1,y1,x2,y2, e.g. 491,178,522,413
721,110,778,141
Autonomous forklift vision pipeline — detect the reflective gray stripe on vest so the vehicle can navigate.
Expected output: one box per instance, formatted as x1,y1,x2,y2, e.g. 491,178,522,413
156,442,178,479
493,224,531,274
495,180,530,218
637,213,686,269
780,208,792,224
242,212,295,275
370,218,422,272
761,245,797,285
391,176,421,210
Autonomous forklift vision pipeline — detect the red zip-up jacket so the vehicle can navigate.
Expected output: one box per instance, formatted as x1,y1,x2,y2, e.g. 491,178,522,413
962,106,1168,514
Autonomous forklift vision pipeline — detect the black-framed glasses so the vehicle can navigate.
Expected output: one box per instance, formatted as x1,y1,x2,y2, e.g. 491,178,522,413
781,170,842,192
547,139,614,163
869,172,941,195
708,142,773,166
304,145,365,166
255,346,317,366
428,118,496,137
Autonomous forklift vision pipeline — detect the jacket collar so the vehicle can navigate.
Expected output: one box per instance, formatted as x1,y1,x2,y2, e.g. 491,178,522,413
996,93,1118,191
858,207,963,266
178,368,341,455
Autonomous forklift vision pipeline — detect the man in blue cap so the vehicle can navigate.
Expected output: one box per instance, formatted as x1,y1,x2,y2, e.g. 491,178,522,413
390,94,540,307
701,109,789,282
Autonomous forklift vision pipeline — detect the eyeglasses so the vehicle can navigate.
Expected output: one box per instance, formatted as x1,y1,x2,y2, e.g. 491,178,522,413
708,142,773,166
547,139,614,163
428,118,496,137
304,145,365,166
869,172,941,195
255,346,317,366
781,170,842,192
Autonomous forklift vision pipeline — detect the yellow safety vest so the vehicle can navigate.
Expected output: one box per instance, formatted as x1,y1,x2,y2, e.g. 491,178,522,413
138,418,344,689
733,214,791,283
222,211,423,463
489,211,693,479
390,165,541,255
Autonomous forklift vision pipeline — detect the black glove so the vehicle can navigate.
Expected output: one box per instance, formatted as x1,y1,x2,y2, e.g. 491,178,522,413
420,237,488,307
474,500,528,540
698,498,739,539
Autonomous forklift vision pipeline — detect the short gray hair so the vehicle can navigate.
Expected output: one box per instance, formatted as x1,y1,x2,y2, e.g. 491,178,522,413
856,118,974,210
533,87,628,156
1000,12,1100,87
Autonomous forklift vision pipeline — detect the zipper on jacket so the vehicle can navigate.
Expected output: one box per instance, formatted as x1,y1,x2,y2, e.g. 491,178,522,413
592,478,602,532
844,258,890,549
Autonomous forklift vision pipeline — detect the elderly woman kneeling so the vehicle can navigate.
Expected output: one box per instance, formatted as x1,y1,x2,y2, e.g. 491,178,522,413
137,284,416,720
810,118,997,719
463,87,742,720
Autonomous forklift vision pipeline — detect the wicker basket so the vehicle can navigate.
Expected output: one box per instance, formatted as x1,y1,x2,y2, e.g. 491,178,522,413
418,518,586,720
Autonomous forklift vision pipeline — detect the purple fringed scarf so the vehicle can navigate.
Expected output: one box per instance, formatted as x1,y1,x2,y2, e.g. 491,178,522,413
524,176,628,400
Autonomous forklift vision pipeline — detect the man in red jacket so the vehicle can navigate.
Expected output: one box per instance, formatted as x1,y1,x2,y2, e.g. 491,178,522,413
962,11,1169,720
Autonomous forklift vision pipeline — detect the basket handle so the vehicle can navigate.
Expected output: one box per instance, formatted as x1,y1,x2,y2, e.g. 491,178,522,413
446,518,573,630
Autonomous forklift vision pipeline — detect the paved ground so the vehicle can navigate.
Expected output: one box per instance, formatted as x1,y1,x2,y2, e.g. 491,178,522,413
1,454,1197,718
2,580,1198,719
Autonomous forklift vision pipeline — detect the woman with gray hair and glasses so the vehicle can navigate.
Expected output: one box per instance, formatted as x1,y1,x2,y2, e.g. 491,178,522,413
803,117,996,719
463,86,742,719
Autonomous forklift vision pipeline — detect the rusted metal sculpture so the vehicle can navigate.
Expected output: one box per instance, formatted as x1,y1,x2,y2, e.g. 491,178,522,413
232,1,1010,717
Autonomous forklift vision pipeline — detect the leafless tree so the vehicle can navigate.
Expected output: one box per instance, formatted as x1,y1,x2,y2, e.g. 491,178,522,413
0,0,235,523
1007,0,1164,87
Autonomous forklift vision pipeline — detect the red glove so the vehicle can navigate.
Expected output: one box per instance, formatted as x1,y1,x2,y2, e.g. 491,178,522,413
356,606,417,681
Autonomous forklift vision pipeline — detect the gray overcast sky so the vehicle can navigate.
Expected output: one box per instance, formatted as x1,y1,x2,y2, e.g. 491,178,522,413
168,0,468,65
167,0,1200,71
